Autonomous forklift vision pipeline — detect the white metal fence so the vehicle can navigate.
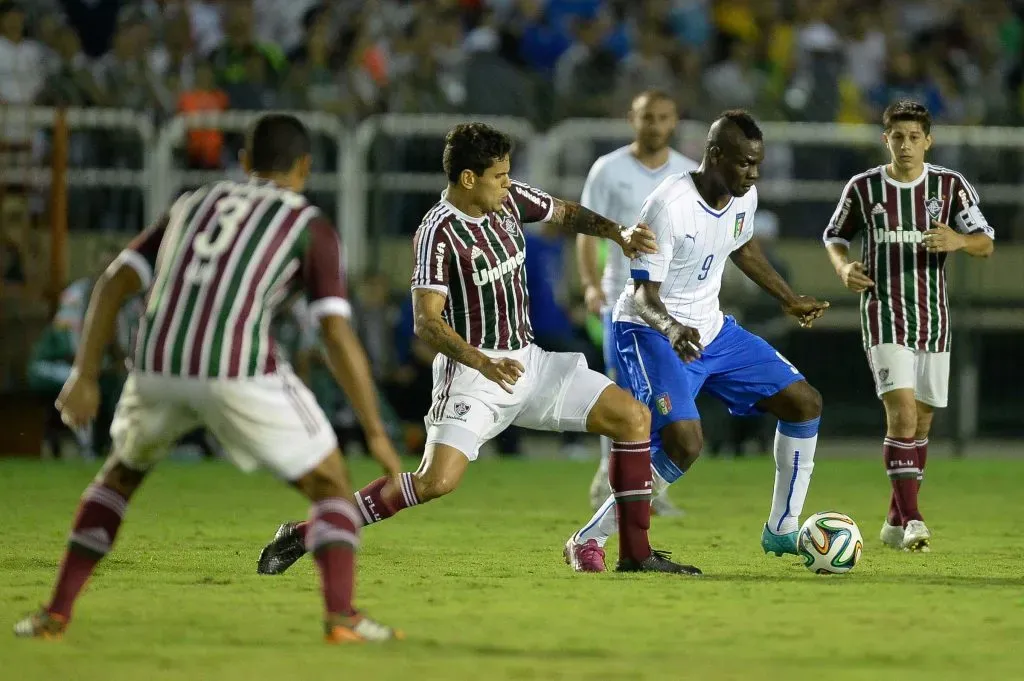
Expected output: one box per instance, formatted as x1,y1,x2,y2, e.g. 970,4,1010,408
4,106,1024,268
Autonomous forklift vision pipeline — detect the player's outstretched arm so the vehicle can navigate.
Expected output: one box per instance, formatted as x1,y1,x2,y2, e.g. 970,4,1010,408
412,289,523,393
731,239,829,328
633,280,702,361
549,199,657,258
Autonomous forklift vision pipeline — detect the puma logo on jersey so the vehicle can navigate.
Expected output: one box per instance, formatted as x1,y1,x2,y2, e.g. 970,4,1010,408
683,234,696,242
472,250,526,286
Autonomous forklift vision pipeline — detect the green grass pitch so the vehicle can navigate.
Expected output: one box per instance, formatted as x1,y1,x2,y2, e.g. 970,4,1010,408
1,453,1022,681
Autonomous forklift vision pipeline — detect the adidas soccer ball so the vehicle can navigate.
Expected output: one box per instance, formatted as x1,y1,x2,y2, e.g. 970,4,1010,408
797,511,863,574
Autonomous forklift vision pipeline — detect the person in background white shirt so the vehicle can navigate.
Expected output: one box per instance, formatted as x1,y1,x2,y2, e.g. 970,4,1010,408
0,1,45,105
577,90,697,516
565,111,830,572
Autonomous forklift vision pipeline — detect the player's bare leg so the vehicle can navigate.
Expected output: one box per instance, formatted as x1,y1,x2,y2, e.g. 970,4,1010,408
756,380,823,556
573,385,701,575
15,459,147,639
880,389,930,551
291,449,401,643
258,445,461,575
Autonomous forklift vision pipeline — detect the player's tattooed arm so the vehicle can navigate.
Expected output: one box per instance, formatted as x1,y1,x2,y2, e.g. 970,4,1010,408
549,199,657,258
633,281,702,361
732,240,829,328
413,289,525,393
549,199,621,239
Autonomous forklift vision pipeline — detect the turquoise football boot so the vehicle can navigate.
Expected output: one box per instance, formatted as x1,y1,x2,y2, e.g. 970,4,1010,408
761,524,799,556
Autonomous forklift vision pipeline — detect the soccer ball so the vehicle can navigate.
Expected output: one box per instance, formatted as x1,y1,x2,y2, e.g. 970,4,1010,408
797,511,863,574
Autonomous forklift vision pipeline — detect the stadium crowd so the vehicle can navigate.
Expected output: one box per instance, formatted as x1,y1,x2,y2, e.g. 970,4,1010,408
2,0,1023,128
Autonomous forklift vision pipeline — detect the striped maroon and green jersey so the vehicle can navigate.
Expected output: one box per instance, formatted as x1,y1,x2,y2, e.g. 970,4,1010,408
411,179,555,351
823,164,995,352
119,179,350,379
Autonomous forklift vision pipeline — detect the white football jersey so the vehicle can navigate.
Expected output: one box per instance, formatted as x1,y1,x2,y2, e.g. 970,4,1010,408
580,146,698,310
614,172,757,346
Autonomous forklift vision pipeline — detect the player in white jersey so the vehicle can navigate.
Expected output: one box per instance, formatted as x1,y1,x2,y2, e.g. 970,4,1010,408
565,111,830,572
576,90,697,515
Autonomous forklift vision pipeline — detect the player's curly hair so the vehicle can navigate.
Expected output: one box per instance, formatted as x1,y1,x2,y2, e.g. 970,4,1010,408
883,100,932,135
443,123,514,183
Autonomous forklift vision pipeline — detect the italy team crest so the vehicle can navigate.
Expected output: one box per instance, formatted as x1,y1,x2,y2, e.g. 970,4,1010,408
655,393,672,416
733,212,746,239
925,196,944,220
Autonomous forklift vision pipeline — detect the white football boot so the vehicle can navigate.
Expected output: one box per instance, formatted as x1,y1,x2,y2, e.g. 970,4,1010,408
880,521,905,549
902,519,931,552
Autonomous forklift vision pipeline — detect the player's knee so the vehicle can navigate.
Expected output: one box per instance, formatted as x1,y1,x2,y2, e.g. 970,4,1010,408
616,398,651,441
663,429,703,469
96,459,146,499
795,384,823,421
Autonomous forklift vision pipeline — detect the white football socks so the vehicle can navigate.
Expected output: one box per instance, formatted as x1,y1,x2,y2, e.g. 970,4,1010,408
767,418,820,535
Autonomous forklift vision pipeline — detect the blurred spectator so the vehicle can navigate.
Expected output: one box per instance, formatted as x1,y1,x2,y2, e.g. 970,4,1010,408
57,0,120,58
0,2,46,107
208,1,285,88
702,37,763,113
869,50,948,120
150,11,198,98
38,25,107,107
94,15,171,114
554,13,618,118
178,63,228,169
843,8,888,94
613,21,676,114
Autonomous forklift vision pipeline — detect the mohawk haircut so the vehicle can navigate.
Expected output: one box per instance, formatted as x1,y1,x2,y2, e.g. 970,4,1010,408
883,100,932,135
717,109,763,141
443,123,514,183
246,114,311,173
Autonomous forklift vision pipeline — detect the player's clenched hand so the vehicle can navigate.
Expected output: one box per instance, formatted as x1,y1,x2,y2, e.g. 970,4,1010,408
667,323,702,363
783,296,830,328
479,357,525,394
618,224,658,259
55,369,100,430
365,430,403,480
838,261,875,293
923,220,965,253
583,284,605,315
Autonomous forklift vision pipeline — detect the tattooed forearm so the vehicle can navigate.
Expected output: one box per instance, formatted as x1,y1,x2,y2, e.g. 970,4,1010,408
633,281,678,337
415,317,489,371
550,199,621,240
730,240,797,304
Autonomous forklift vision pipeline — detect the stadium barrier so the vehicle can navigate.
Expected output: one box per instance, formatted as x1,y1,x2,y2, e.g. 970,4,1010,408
2,107,1023,444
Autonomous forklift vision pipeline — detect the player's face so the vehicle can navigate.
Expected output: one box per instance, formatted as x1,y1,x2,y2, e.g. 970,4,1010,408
630,96,677,154
473,155,512,213
714,139,764,197
884,121,931,173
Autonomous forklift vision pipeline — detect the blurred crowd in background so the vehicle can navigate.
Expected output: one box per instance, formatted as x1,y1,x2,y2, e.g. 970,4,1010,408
3,0,1024,129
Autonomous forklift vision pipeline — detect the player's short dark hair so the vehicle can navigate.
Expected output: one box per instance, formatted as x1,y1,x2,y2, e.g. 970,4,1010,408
717,109,763,142
443,123,514,183
883,100,932,134
246,113,311,173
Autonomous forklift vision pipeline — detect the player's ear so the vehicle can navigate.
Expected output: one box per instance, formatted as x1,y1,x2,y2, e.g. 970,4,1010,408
924,134,933,152
239,149,251,175
459,168,476,190
297,154,313,180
